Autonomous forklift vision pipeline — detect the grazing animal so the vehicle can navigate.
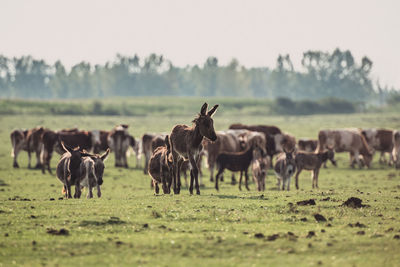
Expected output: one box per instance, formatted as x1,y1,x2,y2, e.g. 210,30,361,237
56,143,91,199
92,130,110,154
41,129,94,174
148,135,173,194
294,149,336,189
202,130,246,182
10,129,29,168
298,139,318,152
170,103,219,195
215,145,261,191
76,149,110,199
317,129,373,168
361,128,394,165
10,127,44,169
251,148,269,191
108,125,131,168
393,130,400,169
142,133,156,174
274,150,296,191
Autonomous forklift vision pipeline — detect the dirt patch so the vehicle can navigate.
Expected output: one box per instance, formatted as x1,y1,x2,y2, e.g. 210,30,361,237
46,228,69,236
321,197,331,201
341,197,369,208
297,199,316,206
267,234,280,241
314,214,327,222
254,233,265,239
307,231,316,238
356,231,365,235
348,222,367,228
79,217,126,226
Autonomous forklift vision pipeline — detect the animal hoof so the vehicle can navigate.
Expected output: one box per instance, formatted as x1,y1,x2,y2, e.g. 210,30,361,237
196,190,200,195
13,163,19,168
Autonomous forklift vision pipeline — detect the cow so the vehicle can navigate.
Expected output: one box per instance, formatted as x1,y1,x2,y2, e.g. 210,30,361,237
56,142,92,199
361,129,394,165
142,133,156,174
92,130,110,154
298,139,318,152
317,129,373,169
41,129,94,174
10,127,44,169
75,149,110,199
10,129,29,168
108,125,131,168
229,123,295,165
393,130,400,169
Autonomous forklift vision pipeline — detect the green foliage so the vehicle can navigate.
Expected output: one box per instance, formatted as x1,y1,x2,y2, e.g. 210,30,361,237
0,49,385,101
0,97,360,116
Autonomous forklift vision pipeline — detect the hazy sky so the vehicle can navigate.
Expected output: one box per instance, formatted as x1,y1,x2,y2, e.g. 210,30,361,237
1,0,399,88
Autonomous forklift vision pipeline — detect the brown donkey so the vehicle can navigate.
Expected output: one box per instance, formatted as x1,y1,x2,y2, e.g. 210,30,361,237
170,103,219,194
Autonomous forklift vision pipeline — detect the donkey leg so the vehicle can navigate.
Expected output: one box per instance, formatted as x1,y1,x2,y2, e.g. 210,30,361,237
245,169,250,191
27,150,32,169
189,169,194,194
294,169,302,190
189,156,200,195
238,171,243,191
154,181,160,194
97,185,101,198
215,168,223,191
315,169,320,189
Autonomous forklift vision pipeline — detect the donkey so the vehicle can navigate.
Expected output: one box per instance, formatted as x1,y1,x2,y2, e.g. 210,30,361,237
148,135,174,194
169,103,219,195
274,150,296,191
215,145,264,191
294,149,336,189
56,142,91,199
75,149,110,199
252,148,269,191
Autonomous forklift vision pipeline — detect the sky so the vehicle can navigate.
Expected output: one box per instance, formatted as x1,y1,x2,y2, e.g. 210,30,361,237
1,0,399,89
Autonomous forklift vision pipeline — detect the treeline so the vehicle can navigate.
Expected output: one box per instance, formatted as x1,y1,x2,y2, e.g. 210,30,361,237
0,48,395,101
0,97,363,116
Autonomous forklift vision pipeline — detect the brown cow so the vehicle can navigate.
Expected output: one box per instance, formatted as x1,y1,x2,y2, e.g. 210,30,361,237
92,130,110,154
41,129,94,174
361,129,394,165
108,125,131,168
393,130,400,169
317,129,373,168
298,139,318,152
10,127,45,169
170,103,218,195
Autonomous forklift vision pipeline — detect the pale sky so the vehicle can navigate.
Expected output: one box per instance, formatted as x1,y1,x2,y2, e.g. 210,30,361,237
1,0,399,89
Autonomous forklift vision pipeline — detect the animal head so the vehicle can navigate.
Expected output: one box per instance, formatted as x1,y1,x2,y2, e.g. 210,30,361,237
327,146,337,166
194,103,219,142
89,148,110,186
61,142,92,178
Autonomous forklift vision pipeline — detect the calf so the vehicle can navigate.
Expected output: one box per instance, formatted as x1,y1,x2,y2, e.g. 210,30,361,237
294,149,336,189
56,142,91,199
393,131,400,169
76,149,110,199
298,139,318,152
251,148,269,191
274,150,296,191
148,135,173,194
215,145,260,191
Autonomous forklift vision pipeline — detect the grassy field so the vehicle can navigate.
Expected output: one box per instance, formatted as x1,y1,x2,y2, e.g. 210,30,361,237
0,108,400,266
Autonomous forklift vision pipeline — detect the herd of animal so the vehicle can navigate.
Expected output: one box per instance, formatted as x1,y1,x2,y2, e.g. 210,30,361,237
10,103,400,198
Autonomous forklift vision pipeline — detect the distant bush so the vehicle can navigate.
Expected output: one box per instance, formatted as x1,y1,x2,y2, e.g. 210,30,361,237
271,97,356,115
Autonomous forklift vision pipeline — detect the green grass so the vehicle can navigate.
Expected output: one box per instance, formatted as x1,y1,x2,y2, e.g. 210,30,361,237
0,109,400,266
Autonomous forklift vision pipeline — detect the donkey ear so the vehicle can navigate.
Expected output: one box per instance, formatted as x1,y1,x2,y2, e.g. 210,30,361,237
207,104,219,117
101,148,110,161
165,135,170,151
200,103,208,115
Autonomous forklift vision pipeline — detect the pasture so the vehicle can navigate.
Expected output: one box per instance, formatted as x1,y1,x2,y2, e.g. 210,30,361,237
1,107,400,266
